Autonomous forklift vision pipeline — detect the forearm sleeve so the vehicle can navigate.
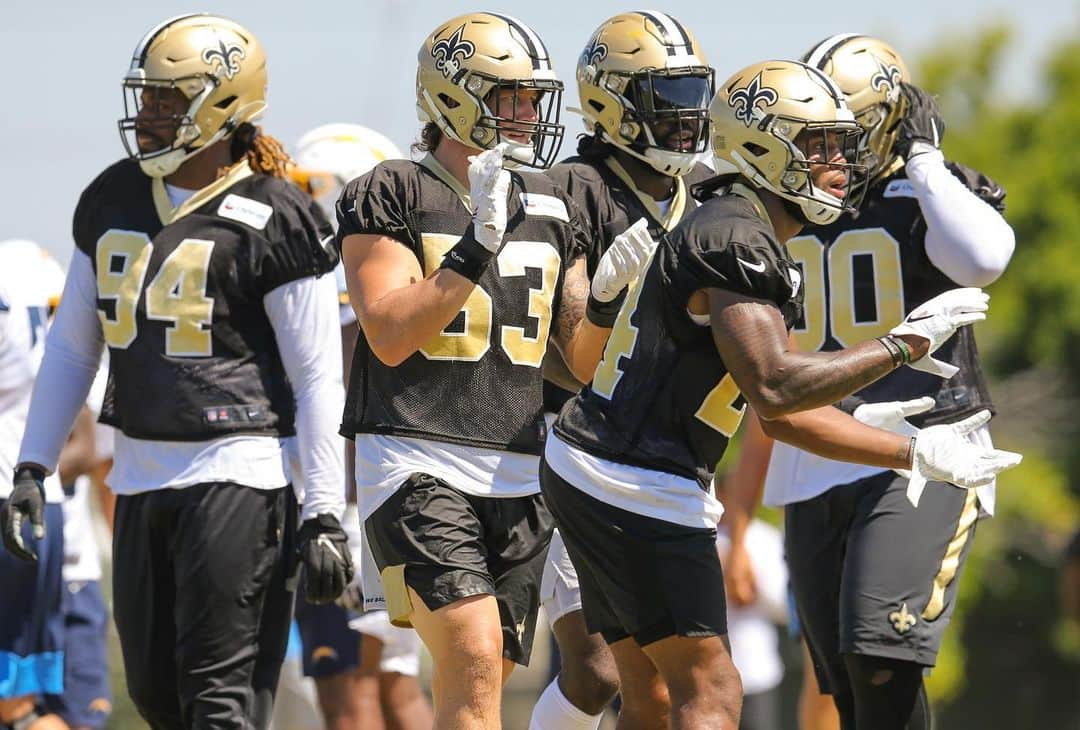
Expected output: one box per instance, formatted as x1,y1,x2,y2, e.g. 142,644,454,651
265,274,346,521
906,151,1015,287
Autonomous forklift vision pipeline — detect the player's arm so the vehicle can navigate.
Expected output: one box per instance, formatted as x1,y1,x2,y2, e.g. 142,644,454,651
264,273,345,522
549,255,612,383
708,288,923,420
897,83,1015,287
551,217,658,383
341,233,483,367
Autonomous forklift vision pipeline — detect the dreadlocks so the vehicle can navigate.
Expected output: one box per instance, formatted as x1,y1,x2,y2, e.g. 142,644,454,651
229,122,293,178
576,130,615,162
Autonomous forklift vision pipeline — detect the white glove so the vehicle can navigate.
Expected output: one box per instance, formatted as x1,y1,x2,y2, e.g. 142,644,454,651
852,396,936,479
907,409,1022,507
889,288,989,378
467,143,511,253
592,218,657,303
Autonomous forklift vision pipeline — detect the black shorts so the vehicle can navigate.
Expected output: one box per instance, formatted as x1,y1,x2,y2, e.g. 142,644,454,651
364,473,552,666
785,469,980,693
541,459,727,646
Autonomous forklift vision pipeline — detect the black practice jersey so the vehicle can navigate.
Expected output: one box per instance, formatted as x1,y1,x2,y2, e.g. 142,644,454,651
789,161,1005,427
555,184,804,488
337,156,589,455
541,155,713,412
73,159,337,441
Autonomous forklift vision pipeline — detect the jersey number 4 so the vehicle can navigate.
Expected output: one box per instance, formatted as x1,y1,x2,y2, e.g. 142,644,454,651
96,231,215,357
418,233,560,368
590,256,746,438
788,228,905,351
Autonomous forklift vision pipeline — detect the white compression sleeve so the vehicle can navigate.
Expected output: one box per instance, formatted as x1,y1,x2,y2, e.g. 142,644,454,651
265,273,346,521
18,250,105,473
528,679,603,730
905,150,1015,287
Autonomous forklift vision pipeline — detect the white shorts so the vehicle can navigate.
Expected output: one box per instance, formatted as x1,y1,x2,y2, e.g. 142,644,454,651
540,529,583,626
348,610,423,677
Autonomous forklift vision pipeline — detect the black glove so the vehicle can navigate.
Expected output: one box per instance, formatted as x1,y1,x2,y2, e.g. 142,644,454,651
296,513,354,604
895,82,946,160
1,466,47,562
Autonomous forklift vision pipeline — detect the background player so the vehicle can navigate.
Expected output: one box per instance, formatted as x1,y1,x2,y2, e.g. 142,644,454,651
0,239,70,730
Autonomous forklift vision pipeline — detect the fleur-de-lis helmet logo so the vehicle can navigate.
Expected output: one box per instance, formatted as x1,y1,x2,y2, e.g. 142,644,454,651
870,58,904,102
431,24,476,79
582,34,608,67
729,72,779,127
201,38,246,81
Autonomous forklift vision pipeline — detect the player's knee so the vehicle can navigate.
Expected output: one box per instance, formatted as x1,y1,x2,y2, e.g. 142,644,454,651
439,636,503,697
560,645,619,714
665,647,742,719
619,683,670,727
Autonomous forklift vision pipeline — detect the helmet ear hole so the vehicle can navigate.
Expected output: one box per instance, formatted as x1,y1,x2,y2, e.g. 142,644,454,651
438,93,460,109
588,100,605,114
214,95,237,109
743,142,769,157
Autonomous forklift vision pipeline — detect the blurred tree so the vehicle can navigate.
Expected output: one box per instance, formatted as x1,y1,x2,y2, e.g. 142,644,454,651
913,25,1080,726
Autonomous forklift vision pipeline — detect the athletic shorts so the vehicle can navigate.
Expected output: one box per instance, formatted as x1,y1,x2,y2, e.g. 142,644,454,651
364,472,552,666
44,580,111,728
349,610,422,677
540,529,582,626
0,501,65,698
294,598,359,679
541,460,727,646
785,469,980,693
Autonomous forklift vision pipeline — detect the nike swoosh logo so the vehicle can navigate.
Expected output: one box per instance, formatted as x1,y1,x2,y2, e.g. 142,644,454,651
907,313,934,322
737,257,766,273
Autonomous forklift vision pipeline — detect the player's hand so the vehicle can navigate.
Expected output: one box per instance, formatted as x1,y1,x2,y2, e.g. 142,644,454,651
889,288,989,377
723,539,758,607
592,218,656,303
297,513,355,604
335,576,364,612
895,83,945,161
1,466,47,562
907,410,1022,507
467,142,511,253
854,397,936,479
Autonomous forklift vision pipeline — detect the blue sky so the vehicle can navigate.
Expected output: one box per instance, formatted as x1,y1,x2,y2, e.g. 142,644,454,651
3,0,1074,263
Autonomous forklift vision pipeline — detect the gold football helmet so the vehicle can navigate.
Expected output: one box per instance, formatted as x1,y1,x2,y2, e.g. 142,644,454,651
711,60,866,225
575,11,714,176
416,13,564,168
802,34,910,181
119,14,268,178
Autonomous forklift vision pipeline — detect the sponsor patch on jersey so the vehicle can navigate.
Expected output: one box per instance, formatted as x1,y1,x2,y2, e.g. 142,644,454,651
883,180,917,199
218,194,273,230
519,193,569,222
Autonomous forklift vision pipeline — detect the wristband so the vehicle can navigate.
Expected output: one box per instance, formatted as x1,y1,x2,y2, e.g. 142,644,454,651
438,230,495,283
893,337,913,364
876,336,903,369
907,435,917,468
586,289,627,328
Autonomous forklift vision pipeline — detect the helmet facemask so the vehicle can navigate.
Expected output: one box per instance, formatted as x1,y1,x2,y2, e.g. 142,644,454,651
119,76,222,178
470,77,565,168
778,122,867,224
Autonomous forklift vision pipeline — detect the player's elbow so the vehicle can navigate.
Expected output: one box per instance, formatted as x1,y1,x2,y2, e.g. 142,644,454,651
965,231,1015,287
367,338,413,368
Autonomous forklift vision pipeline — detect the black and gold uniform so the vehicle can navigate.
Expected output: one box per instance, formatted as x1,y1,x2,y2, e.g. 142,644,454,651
542,151,713,411
544,182,802,644
337,154,589,665
75,158,336,440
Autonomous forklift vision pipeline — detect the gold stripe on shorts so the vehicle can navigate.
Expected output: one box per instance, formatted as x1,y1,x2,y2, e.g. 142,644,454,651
921,489,979,621
381,564,414,628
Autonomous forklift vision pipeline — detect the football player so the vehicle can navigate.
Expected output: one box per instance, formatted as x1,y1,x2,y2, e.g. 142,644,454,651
2,14,352,729
723,35,1016,730
289,123,432,730
337,12,654,727
0,240,69,730
540,58,1021,729
532,11,715,730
